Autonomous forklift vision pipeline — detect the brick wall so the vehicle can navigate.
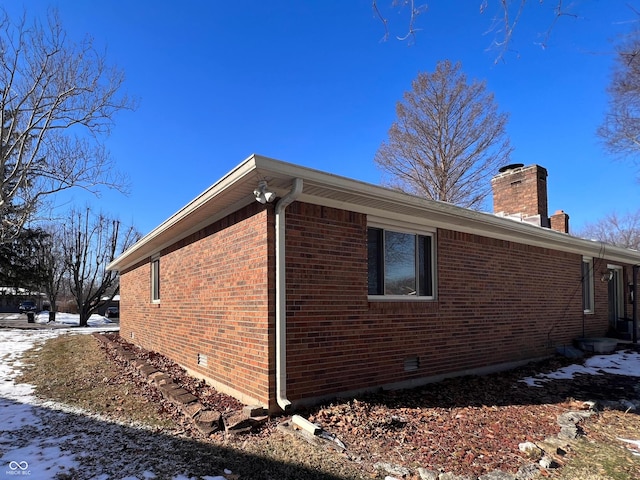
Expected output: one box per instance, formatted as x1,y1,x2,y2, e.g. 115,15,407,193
120,202,275,407
284,201,621,405
120,199,633,410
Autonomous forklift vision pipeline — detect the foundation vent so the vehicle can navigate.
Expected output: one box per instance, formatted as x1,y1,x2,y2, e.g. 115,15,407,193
197,353,208,367
404,355,420,372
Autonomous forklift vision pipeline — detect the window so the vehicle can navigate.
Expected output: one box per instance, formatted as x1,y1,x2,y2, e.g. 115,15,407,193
368,227,434,298
582,257,594,313
151,256,160,302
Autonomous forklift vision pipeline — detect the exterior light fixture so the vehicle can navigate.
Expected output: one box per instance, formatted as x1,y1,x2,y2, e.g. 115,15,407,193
601,269,614,283
254,180,276,204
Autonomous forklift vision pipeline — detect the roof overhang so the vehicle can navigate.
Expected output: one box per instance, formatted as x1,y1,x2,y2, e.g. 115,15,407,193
108,154,640,272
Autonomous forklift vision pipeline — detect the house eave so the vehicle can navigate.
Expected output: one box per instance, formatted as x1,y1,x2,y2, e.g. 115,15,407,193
108,154,640,272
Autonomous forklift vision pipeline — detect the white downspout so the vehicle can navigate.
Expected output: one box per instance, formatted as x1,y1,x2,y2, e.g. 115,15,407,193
275,178,303,411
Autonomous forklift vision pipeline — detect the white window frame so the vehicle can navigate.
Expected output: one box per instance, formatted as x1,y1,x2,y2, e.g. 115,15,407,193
151,254,160,303
367,218,436,301
582,257,594,314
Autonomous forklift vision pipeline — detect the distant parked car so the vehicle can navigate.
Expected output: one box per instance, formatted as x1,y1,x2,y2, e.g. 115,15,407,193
105,306,119,318
19,301,37,313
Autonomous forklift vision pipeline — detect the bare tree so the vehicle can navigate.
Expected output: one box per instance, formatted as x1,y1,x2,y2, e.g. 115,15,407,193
372,0,428,44
62,207,139,327
36,223,68,322
374,60,512,209
598,29,640,166
0,8,134,244
372,1,579,61
577,211,640,250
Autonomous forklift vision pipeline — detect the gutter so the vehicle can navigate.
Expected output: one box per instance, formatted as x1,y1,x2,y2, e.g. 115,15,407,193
274,178,303,411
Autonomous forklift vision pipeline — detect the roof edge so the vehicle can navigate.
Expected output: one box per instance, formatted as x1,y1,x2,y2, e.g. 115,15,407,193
109,154,640,272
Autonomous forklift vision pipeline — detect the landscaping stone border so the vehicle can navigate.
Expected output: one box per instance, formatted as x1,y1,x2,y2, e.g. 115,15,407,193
92,333,268,436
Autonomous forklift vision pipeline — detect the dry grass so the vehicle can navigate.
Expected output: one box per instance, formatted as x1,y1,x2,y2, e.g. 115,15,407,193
17,333,177,429
551,411,640,480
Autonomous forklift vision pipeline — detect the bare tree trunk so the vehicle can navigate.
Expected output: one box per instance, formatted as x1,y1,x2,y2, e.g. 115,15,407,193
62,207,139,328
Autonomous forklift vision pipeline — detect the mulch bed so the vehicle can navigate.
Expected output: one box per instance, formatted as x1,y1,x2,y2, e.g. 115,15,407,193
97,333,640,478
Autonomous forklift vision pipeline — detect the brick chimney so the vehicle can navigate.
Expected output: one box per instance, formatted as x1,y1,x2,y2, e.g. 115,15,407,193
491,164,570,233
550,210,570,234
491,164,549,227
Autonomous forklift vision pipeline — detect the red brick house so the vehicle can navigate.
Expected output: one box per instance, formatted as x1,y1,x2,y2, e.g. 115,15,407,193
108,155,640,412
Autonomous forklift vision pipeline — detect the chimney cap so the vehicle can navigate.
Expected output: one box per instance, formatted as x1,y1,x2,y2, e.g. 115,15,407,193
498,163,525,173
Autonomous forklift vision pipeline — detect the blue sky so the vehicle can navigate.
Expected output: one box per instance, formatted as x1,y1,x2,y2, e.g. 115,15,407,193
9,1,640,235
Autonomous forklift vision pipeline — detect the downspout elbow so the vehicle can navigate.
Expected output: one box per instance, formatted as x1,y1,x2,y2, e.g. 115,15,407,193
275,178,303,411
275,178,303,214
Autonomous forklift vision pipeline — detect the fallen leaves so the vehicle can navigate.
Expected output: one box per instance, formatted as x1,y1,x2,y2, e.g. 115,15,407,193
96,333,640,478
305,355,640,478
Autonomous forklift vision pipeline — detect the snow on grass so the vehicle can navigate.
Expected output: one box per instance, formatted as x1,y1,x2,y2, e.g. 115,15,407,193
4,311,119,327
520,350,640,387
0,321,228,480
34,311,117,327
617,438,640,456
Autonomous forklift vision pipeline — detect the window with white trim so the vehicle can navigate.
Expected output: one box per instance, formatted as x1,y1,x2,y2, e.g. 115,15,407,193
582,257,594,313
367,227,435,298
151,255,160,303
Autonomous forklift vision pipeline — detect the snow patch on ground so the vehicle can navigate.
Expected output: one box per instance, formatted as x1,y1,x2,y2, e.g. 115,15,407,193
520,350,640,387
618,438,640,456
0,324,227,480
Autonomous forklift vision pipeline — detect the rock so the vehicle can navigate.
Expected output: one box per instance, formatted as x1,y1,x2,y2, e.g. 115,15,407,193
158,382,180,394
243,405,267,417
539,456,558,469
558,424,581,440
194,409,221,435
132,359,146,369
149,372,172,385
182,401,204,418
515,463,539,480
164,387,192,402
557,411,591,427
556,411,590,440
518,441,543,460
174,392,199,405
374,462,410,477
478,471,516,480
438,473,458,480
224,411,252,434
139,364,159,376
418,467,438,480
438,473,474,480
